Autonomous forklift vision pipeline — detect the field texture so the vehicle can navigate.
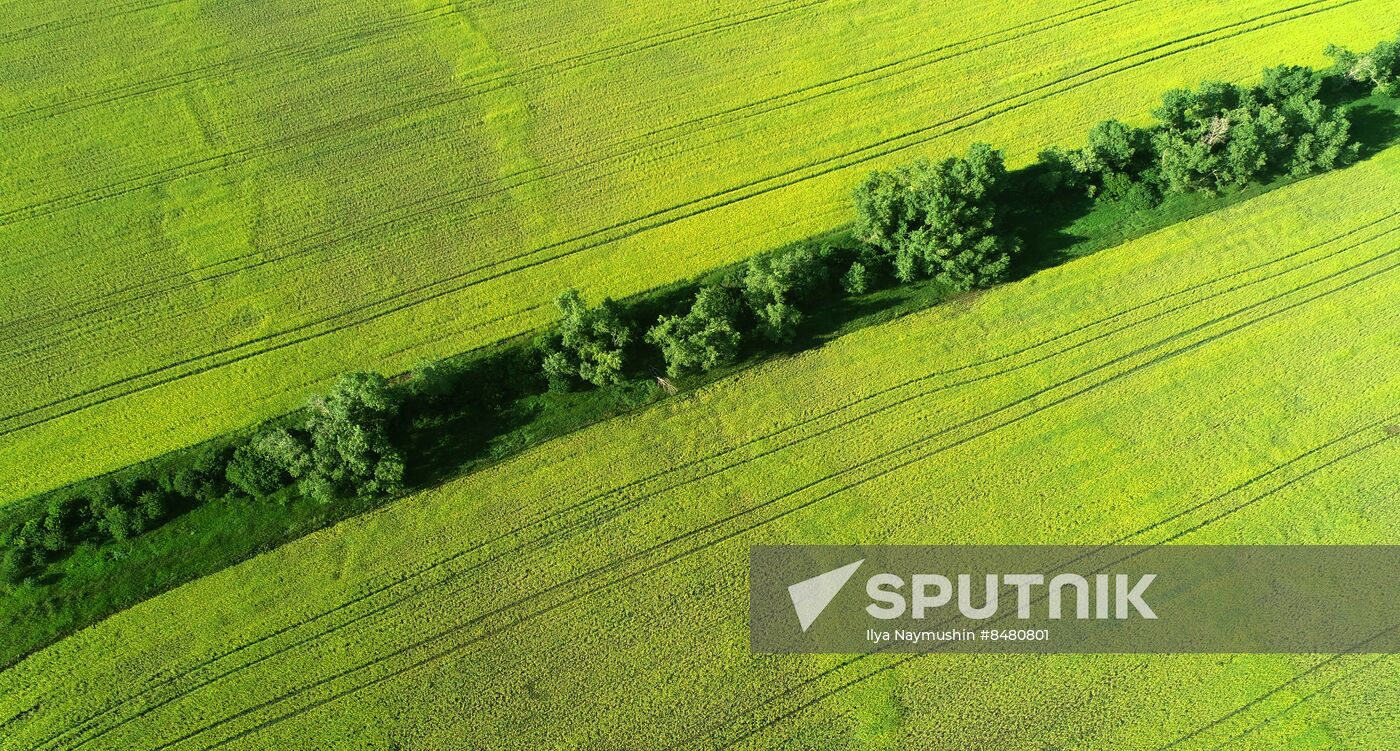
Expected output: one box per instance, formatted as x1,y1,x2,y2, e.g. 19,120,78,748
3,143,1398,750
1,0,1394,502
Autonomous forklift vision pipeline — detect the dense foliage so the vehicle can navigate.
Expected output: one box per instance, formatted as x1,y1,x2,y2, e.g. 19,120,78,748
1044,65,1357,205
646,286,743,376
1328,31,1400,96
539,290,633,389
853,143,1018,290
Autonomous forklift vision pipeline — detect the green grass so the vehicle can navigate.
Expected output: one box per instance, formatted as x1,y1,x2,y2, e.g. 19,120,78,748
3,141,1397,750
2,0,1394,503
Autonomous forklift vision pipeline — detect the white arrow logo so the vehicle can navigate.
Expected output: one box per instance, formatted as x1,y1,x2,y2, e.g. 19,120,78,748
787,559,865,632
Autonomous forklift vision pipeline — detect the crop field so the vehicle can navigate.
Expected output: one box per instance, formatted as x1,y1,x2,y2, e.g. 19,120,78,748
3,142,1397,749
1,0,1394,502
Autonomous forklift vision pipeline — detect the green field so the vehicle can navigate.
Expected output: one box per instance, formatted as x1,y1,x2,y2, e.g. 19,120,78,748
1,0,1393,503
3,142,1397,750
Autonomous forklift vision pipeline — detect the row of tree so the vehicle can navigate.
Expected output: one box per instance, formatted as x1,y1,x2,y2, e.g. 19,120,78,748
3,40,1385,584
1,374,405,582
539,240,839,383
1040,64,1359,212
536,60,1369,385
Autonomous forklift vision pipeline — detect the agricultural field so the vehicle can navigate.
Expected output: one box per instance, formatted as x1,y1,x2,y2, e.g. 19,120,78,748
1,0,1394,502
3,142,1397,749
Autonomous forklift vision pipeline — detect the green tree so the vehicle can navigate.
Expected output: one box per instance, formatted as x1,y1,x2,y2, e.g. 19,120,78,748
135,490,168,526
39,496,85,554
742,246,825,343
0,545,25,585
539,290,632,389
853,143,1018,290
226,442,285,498
1256,64,1322,103
97,502,140,543
171,447,228,504
1326,32,1400,95
255,427,311,479
1151,77,1354,194
1066,119,1159,204
841,261,870,296
86,481,142,543
301,373,406,502
646,286,742,375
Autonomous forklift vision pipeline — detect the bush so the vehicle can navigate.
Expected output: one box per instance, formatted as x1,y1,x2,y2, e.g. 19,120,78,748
539,289,632,389
39,496,85,553
853,143,1019,290
97,502,141,543
85,480,141,543
646,286,742,375
841,261,870,296
1069,119,1157,202
1150,78,1355,195
135,491,168,526
1,546,25,584
171,447,229,505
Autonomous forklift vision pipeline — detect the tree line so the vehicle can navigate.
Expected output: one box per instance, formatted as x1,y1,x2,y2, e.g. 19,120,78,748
3,34,1393,585
539,57,1372,383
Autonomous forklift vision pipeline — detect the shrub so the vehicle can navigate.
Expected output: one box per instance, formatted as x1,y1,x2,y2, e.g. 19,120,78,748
1,546,25,584
1151,78,1355,194
301,373,406,502
135,491,168,526
1326,32,1400,95
39,496,85,553
742,246,826,343
226,442,286,498
97,502,140,543
841,261,870,295
171,447,229,504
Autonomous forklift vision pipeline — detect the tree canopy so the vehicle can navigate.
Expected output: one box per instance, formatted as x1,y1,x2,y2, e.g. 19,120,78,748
853,142,1018,290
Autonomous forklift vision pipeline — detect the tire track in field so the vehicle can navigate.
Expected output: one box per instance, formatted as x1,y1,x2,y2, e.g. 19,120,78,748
0,0,1140,339
1154,638,1396,750
100,243,1400,751
0,0,820,126
0,0,1291,343
0,0,1355,436
1210,654,1395,750
182,296,1400,751
0,0,832,226
690,430,1400,751
26,213,1394,751
478,229,1400,565
0,299,545,438
0,5,459,125
0,0,191,46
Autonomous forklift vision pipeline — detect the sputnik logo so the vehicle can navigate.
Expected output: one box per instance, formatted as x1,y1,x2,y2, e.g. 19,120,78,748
787,559,864,632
